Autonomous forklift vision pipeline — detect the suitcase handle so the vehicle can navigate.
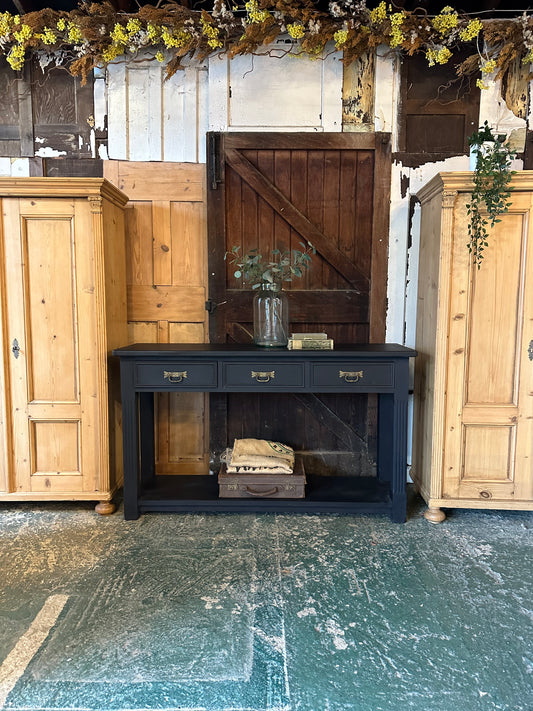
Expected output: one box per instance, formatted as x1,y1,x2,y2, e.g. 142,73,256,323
245,486,279,497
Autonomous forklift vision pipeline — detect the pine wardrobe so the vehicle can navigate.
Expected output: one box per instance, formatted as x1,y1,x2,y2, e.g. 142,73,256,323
413,172,533,522
0,178,129,513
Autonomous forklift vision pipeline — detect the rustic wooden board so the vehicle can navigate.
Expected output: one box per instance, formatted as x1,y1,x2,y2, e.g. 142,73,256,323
104,161,209,475
207,132,391,475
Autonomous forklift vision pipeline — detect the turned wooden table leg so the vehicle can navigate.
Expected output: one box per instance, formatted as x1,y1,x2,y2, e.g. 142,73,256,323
424,506,446,524
95,501,116,515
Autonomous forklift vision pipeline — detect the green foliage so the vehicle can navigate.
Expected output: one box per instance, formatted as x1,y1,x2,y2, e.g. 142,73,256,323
225,242,316,289
466,121,516,268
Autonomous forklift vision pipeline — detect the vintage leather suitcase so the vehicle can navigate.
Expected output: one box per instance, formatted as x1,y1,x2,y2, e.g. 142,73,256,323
218,458,306,499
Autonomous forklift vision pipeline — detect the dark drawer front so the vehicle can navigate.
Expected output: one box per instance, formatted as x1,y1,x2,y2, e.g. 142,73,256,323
223,362,305,388
135,362,217,388
311,362,394,389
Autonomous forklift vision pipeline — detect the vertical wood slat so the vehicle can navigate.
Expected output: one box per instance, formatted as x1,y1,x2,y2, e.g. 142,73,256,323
152,201,172,286
171,202,207,287
370,134,391,342
323,150,341,289
306,150,325,290
353,152,373,277
125,202,153,286
289,150,308,290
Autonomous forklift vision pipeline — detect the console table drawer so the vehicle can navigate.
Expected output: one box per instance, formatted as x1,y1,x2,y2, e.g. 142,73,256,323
135,362,217,388
311,362,394,388
223,362,305,388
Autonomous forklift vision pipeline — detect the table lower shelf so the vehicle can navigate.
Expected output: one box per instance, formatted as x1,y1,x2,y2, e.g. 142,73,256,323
136,474,404,520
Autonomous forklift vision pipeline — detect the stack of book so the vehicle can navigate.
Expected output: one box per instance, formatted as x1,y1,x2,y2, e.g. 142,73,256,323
287,332,334,350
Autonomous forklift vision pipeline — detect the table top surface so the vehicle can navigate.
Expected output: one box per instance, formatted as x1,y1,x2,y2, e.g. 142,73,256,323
113,343,417,358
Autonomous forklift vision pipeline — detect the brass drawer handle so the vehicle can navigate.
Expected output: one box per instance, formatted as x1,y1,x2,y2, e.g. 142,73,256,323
163,370,187,383
339,370,363,383
251,370,275,383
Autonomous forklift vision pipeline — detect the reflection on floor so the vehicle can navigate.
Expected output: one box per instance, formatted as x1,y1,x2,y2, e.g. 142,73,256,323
0,488,531,711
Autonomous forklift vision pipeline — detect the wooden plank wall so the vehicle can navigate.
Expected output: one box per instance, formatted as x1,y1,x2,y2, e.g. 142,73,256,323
104,160,209,474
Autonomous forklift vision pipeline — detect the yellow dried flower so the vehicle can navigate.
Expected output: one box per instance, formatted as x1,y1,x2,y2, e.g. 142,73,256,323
334,29,348,47
481,59,496,74
67,22,83,44
0,12,14,37
459,18,482,42
56,18,66,31
110,23,128,45
102,44,124,63
522,48,533,65
287,22,305,39
390,11,405,26
370,2,387,23
155,51,165,63
40,27,57,45
201,16,222,49
245,0,270,23
7,43,24,70
147,23,159,42
390,28,405,48
426,45,452,67
126,18,141,36
476,78,489,90
389,11,405,47
432,6,458,35
161,25,190,48
13,23,32,42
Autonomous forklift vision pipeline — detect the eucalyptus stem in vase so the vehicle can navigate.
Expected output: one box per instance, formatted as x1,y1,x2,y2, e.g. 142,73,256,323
225,242,315,347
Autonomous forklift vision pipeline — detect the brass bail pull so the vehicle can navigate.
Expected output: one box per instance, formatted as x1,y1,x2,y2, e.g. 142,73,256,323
339,369,363,383
163,370,187,383
251,370,275,383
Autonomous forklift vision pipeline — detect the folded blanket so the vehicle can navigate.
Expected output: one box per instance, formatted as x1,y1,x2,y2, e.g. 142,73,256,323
231,438,294,471
226,465,293,474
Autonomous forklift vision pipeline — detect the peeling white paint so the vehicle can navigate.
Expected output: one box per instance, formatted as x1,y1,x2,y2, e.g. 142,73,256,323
479,73,527,142
9,158,30,177
35,146,67,158
93,71,107,132
374,44,400,144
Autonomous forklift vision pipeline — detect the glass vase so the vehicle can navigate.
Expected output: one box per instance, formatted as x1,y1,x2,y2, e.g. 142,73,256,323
253,283,289,347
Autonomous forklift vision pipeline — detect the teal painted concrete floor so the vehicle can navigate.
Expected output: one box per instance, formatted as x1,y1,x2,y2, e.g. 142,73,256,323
0,489,532,711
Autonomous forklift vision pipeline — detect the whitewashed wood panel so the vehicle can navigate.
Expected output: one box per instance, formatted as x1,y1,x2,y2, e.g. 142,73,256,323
106,57,207,162
209,41,343,132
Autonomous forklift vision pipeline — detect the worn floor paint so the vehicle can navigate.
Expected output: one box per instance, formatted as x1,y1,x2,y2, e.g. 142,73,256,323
0,490,531,711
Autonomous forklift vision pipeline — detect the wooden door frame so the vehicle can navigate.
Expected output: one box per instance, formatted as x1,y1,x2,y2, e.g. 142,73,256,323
206,131,392,344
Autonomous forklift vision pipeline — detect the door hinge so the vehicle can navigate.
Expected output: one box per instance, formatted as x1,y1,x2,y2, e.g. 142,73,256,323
529,339,533,361
205,299,227,313
208,133,223,190
12,339,20,359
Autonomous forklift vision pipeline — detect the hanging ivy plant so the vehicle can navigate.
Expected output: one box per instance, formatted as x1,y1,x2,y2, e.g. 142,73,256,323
466,121,516,268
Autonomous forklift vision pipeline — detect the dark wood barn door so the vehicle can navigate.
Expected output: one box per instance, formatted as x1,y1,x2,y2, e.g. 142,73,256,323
207,132,391,475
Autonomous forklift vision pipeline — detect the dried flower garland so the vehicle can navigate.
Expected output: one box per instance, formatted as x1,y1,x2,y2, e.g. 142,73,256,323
0,1,532,86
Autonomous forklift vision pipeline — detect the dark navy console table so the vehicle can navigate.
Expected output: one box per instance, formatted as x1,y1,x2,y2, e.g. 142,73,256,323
113,343,416,522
